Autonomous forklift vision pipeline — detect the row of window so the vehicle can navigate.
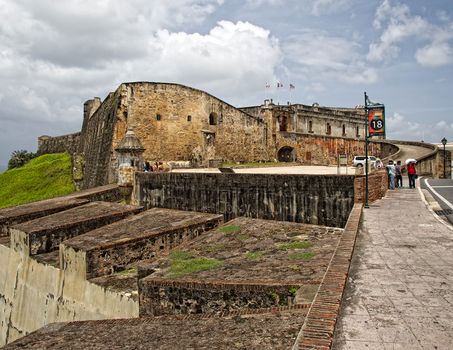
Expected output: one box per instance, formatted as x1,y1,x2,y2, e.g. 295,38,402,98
280,118,361,137
154,112,219,125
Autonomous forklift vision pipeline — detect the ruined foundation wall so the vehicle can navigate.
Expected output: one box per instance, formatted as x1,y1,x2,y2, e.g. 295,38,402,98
0,244,138,347
136,172,355,227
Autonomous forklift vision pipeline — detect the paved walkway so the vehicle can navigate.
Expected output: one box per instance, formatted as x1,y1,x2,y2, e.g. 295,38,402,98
333,186,453,350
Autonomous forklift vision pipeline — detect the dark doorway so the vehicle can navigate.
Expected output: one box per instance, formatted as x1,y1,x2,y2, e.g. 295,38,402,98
278,146,296,162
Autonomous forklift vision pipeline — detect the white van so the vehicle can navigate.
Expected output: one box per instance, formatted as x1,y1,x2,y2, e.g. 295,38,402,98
353,156,376,167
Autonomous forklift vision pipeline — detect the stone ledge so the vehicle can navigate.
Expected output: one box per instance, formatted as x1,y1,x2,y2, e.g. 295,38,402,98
61,208,224,279
10,201,142,256
296,203,363,350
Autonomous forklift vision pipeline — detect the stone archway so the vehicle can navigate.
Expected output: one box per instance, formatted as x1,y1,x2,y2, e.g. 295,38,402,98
277,146,296,162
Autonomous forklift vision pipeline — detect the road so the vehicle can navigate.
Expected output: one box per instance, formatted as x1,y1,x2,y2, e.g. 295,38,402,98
421,178,453,224
388,142,434,164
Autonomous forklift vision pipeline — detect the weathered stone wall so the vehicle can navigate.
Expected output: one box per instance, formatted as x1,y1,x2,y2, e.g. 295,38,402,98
77,91,121,189
135,172,355,227
139,280,299,316
354,170,388,203
117,83,269,166
37,132,81,156
274,132,384,165
0,244,138,346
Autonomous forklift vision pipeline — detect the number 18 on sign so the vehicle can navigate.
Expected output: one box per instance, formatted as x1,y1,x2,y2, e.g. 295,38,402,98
368,107,385,137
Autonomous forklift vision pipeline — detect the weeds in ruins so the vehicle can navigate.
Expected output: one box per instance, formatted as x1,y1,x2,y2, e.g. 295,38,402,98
0,152,75,208
217,225,241,234
275,241,312,250
167,250,223,278
288,252,316,260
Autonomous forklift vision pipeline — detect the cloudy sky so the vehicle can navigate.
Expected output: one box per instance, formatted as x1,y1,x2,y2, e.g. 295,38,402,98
1,0,452,166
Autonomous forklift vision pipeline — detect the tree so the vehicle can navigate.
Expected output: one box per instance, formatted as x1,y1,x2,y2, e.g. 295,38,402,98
8,150,36,170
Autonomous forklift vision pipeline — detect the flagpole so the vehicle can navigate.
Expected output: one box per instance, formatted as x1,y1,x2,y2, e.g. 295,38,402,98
364,92,369,209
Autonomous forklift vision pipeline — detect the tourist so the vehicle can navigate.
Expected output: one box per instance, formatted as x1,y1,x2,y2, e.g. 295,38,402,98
407,161,417,188
386,160,396,190
395,160,403,188
144,161,151,172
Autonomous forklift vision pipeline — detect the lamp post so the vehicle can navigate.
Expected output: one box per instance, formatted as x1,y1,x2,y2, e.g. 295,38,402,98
364,92,369,208
442,137,447,179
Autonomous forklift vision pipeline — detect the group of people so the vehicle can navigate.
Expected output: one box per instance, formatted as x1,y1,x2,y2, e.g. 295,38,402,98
386,159,417,190
143,161,167,172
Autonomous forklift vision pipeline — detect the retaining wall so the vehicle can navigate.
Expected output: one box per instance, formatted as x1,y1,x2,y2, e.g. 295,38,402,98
0,244,138,346
37,133,81,156
135,172,355,228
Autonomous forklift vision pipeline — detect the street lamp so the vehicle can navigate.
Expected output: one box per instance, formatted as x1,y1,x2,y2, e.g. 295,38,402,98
442,137,447,179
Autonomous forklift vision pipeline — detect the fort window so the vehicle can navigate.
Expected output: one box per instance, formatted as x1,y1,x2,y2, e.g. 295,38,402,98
326,123,331,135
187,115,192,122
209,112,218,125
356,126,360,137
342,124,346,136
308,120,313,133
278,115,287,131
156,114,162,121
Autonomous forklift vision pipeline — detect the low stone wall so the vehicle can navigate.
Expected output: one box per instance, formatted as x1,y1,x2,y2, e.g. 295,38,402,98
37,132,81,156
138,280,300,316
0,243,138,346
135,173,355,228
354,170,388,203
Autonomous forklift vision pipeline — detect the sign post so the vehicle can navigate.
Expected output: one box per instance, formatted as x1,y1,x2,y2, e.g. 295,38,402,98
364,92,385,208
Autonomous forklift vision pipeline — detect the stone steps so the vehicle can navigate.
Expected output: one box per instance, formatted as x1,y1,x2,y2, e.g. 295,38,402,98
10,201,142,256
61,208,224,280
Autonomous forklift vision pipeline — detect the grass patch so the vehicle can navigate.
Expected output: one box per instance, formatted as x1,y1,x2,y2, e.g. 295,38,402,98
244,251,263,260
237,234,250,241
204,243,226,253
0,153,75,209
288,252,316,260
218,225,241,234
222,161,294,168
275,241,313,250
167,250,222,278
288,264,301,271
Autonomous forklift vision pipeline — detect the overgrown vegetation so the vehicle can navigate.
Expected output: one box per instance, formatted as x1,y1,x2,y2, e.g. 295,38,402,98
8,149,36,170
275,241,313,250
0,153,75,209
288,252,316,260
217,225,241,234
166,250,223,278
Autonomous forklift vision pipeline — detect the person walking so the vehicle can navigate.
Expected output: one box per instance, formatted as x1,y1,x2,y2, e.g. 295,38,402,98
395,160,403,188
386,160,396,190
407,161,417,188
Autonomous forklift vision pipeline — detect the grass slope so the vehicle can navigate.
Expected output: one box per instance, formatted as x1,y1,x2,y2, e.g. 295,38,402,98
0,153,75,209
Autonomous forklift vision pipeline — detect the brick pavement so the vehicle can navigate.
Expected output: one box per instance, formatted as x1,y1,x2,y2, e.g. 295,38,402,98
333,186,453,350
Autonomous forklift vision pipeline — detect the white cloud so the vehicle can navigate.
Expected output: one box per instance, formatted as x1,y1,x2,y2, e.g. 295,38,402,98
283,30,377,86
368,0,429,62
387,112,453,142
415,26,453,67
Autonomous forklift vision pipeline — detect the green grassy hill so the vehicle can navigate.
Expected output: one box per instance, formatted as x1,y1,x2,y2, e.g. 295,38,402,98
0,153,75,209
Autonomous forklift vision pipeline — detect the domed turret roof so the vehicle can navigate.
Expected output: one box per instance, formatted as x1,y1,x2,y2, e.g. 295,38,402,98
115,128,145,152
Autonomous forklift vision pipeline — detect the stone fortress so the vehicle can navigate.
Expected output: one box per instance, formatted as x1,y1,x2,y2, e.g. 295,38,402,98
1,82,448,349
37,81,387,190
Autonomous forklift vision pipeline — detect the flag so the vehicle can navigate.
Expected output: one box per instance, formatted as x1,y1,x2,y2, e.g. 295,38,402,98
289,83,295,89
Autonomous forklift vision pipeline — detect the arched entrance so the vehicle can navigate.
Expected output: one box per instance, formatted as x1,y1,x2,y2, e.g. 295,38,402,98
277,146,296,162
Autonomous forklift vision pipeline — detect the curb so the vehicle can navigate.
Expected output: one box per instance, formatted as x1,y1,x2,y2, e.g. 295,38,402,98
294,203,363,350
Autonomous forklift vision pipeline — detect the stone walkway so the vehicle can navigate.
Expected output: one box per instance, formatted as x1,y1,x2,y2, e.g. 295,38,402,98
333,187,453,350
